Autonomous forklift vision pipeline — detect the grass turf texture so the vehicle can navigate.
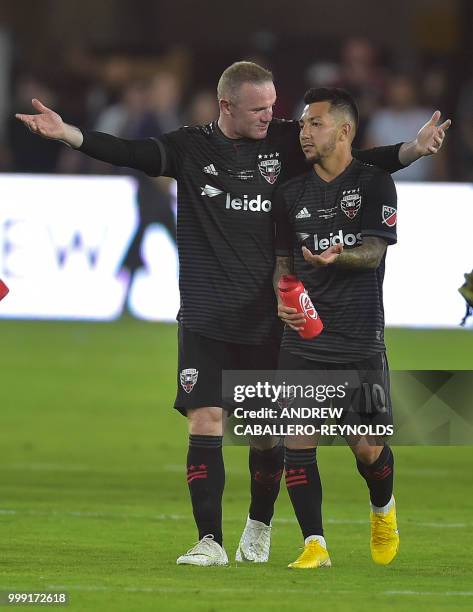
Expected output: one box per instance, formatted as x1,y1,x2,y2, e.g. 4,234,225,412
1,319,472,611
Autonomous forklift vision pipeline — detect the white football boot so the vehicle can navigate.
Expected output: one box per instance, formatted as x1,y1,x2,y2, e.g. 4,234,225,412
235,516,271,562
176,534,228,566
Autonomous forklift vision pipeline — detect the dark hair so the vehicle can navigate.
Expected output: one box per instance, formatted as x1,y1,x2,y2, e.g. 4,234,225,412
303,87,359,130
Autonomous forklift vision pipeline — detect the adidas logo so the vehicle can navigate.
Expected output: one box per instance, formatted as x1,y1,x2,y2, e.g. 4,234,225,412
203,164,218,176
201,185,223,197
296,207,311,219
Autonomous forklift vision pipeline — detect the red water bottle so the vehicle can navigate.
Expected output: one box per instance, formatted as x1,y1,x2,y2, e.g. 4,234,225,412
0,279,9,301
278,275,323,339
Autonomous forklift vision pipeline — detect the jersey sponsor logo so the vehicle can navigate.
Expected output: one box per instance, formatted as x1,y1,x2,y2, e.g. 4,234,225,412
312,229,362,252
201,184,271,212
201,185,223,197
382,205,397,227
258,152,281,184
299,291,318,320
180,368,199,393
225,193,271,212
295,207,311,219
203,164,218,176
340,189,361,219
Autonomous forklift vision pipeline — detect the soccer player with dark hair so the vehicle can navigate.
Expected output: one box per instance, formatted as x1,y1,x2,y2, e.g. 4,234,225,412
274,86,400,569
16,63,449,566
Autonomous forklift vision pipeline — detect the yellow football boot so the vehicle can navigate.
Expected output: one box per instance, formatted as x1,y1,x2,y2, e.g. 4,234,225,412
370,499,400,565
288,540,331,569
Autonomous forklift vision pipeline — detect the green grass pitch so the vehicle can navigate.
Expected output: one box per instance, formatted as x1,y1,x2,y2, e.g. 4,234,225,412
1,319,472,611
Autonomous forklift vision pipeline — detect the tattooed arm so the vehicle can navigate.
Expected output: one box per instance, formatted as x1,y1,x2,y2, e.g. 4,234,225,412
273,256,306,331
302,237,387,270
273,256,293,296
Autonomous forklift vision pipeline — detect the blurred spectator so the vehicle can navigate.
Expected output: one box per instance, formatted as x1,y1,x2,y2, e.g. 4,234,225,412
6,75,62,172
95,80,149,138
421,63,448,110
91,73,183,294
365,75,436,181
293,61,340,120
184,90,218,126
136,71,183,137
337,38,386,147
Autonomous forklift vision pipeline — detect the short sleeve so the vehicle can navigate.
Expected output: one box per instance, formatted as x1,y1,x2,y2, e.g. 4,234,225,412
272,187,292,256
361,172,398,245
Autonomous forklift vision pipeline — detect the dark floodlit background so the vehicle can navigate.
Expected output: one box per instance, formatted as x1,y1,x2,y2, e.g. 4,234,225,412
0,2,472,610
0,0,473,180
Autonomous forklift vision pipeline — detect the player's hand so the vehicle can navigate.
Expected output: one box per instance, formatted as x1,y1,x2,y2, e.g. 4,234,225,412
15,98,66,141
278,303,306,331
302,244,343,267
414,110,451,156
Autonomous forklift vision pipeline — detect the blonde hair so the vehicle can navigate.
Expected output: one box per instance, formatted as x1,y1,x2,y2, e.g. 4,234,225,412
217,61,273,102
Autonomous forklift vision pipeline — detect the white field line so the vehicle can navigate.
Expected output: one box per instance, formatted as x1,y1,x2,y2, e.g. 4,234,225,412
0,585,470,598
2,463,458,478
0,584,471,598
385,591,473,597
0,508,470,529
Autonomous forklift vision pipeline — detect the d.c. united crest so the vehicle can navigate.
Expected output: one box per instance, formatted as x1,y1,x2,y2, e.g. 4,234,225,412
340,189,361,219
258,153,281,184
180,368,199,393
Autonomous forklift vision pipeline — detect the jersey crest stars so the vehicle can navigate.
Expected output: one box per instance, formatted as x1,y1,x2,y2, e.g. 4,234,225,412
258,152,281,184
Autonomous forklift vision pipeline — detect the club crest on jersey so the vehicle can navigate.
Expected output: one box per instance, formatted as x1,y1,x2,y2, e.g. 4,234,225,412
340,189,361,219
180,368,199,393
382,205,397,227
258,153,281,184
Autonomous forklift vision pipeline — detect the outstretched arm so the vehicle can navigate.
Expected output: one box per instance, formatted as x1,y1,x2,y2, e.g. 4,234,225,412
16,98,83,147
398,110,451,165
15,98,164,176
354,110,451,172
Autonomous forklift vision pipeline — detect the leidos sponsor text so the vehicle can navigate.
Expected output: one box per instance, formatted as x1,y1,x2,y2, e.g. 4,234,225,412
225,193,271,213
313,229,362,251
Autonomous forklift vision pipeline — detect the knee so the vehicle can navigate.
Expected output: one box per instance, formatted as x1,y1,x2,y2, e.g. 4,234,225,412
354,444,383,466
188,407,223,436
250,435,281,451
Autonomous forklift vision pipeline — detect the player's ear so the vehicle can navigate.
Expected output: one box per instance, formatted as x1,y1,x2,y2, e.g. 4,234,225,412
219,98,232,116
340,122,352,142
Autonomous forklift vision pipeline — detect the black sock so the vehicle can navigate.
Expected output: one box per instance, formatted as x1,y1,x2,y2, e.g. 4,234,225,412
248,443,284,525
356,445,394,508
187,434,224,545
285,448,323,539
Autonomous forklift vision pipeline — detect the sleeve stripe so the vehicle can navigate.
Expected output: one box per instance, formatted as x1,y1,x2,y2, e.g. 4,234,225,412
150,137,167,176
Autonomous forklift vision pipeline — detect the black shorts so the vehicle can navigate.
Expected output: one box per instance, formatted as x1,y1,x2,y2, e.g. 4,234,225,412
174,324,280,416
278,348,393,428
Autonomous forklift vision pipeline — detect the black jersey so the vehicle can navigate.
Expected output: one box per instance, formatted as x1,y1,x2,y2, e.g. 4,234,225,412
80,121,403,344
273,159,397,363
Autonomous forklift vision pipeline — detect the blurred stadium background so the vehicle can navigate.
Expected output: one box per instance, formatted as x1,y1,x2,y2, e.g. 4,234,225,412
0,1,472,610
